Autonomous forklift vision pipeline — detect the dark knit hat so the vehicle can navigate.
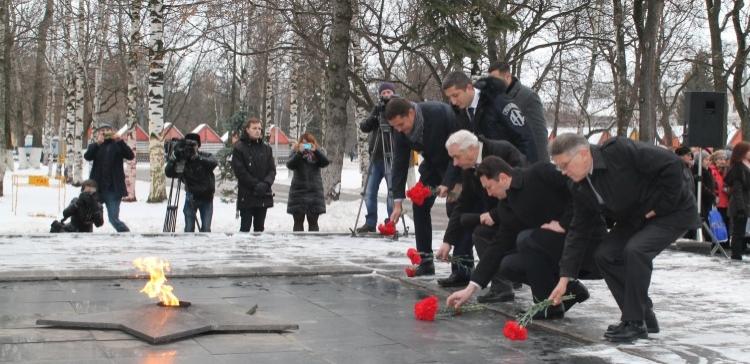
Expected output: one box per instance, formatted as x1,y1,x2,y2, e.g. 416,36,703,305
185,133,201,147
378,82,396,94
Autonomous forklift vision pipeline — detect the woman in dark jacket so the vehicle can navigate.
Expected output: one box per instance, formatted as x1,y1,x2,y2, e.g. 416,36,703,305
231,117,276,232
724,141,750,260
286,133,329,231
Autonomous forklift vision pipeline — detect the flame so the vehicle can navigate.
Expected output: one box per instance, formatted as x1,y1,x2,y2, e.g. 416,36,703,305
133,257,180,306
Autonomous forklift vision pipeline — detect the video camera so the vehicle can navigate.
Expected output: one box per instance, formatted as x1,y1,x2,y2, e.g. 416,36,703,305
166,138,198,162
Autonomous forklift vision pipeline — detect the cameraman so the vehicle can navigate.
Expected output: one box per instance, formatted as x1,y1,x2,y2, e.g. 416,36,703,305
60,179,104,232
355,82,396,233
165,133,218,232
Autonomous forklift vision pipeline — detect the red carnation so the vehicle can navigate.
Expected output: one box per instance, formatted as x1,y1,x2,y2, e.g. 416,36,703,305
406,248,422,265
378,221,397,236
503,320,528,341
406,182,434,206
404,266,416,277
414,295,439,321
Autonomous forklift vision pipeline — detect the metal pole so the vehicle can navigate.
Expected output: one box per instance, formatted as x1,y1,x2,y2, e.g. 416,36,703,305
696,151,703,241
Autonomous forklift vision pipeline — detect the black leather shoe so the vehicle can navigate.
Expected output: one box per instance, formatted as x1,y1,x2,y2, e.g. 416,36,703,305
414,261,435,276
477,289,514,303
604,320,648,342
562,280,590,312
530,304,564,320
437,272,469,287
355,224,375,233
606,309,659,334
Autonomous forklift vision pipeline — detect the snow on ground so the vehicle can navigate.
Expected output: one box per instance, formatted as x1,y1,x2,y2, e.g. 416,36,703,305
0,159,410,234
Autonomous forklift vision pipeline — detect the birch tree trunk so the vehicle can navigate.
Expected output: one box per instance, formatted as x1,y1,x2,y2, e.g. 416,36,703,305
123,0,142,201
0,0,8,196
45,84,55,175
321,0,353,202
72,0,87,185
63,0,76,182
93,0,110,128
146,0,166,202
350,31,369,187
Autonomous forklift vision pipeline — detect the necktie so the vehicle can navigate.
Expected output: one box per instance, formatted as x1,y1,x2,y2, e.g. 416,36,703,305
586,175,605,205
468,107,475,123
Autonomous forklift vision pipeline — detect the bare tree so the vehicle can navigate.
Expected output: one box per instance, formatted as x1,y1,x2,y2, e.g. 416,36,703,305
146,0,166,202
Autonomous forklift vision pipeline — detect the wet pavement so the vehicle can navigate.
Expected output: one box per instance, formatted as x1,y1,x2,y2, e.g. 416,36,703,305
1,275,639,364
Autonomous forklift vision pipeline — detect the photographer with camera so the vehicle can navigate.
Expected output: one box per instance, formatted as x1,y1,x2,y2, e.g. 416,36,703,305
52,179,104,233
165,133,218,232
231,117,276,232
84,124,134,232
287,133,330,231
355,82,396,233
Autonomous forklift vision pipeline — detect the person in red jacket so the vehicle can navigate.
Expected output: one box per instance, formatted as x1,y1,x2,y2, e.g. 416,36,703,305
709,150,729,225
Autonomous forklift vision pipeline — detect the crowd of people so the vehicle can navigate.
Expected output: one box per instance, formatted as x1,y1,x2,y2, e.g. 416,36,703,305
51,60,747,344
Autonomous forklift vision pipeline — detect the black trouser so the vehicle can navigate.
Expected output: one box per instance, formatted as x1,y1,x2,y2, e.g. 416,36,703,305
413,194,437,256
730,215,747,258
471,225,513,293
293,213,319,232
594,221,686,322
499,228,566,301
239,207,268,232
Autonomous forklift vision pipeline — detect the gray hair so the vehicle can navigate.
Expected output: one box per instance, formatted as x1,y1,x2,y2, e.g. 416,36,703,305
549,133,590,156
445,130,480,151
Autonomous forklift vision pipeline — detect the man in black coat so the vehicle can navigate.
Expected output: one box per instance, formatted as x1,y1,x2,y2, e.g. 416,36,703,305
441,71,538,164
231,117,276,232
435,130,526,289
386,98,461,276
83,124,134,232
165,133,218,232
548,134,700,342
61,179,104,232
446,157,591,316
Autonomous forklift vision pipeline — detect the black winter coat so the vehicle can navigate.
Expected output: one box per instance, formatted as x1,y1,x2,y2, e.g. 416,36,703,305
360,106,386,161
470,162,576,288
63,192,104,232
286,149,330,215
391,101,461,199
84,139,135,197
559,137,700,279
442,138,526,245
473,77,539,163
231,133,276,209
165,151,218,200
724,162,750,218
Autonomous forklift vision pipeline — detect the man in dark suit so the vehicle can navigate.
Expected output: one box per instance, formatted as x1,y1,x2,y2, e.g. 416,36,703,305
435,130,526,289
548,134,700,342
446,157,591,315
386,98,461,276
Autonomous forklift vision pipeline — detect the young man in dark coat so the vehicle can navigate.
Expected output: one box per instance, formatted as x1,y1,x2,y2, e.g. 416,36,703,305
489,61,549,162
442,71,538,164
286,133,330,231
165,133,218,232
386,98,461,276
446,157,592,317
548,134,700,342
356,82,396,233
231,117,276,232
83,124,134,232
435,130,526,290
61,179,104,232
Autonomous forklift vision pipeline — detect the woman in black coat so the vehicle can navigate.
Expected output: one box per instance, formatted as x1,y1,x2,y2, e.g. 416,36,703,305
724,141,750,260
286,133,330,231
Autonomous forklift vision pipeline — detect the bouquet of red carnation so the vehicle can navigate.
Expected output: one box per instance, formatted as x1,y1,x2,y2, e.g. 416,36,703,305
406,181,435,206
413,295,484,321
404,248,422,277
502,294,575,341
377,221,397,236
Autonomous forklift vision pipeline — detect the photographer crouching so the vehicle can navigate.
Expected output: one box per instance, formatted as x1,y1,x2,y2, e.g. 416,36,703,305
165,133,218,232
52,179,105,233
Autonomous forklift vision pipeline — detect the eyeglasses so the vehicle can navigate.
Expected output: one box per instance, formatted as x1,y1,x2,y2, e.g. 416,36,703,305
554,152,582,172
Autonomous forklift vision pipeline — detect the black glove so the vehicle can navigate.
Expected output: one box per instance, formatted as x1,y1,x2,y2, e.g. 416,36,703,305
254,182,269,196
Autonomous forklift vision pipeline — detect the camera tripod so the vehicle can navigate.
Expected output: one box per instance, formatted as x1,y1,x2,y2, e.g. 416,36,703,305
163,162,202,233
350,110,409,239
